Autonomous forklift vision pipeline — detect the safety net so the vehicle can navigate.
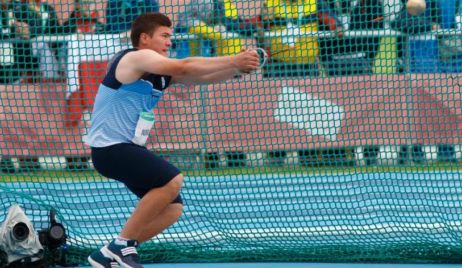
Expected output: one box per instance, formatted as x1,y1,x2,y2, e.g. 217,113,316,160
1,0,462,265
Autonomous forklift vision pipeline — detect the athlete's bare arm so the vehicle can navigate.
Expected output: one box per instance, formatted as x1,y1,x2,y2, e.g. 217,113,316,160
115,49,259,84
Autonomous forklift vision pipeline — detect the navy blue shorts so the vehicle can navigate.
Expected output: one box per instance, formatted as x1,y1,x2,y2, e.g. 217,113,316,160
91,143,182,203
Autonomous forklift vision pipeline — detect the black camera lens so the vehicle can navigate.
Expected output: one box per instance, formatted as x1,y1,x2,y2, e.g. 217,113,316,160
49,224,65,241
12,222,29,241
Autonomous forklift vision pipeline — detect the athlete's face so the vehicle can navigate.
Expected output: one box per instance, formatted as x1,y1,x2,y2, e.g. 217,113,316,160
141,26,173,57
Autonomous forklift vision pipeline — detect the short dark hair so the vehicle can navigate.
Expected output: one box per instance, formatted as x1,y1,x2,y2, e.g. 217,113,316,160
130,13,172,47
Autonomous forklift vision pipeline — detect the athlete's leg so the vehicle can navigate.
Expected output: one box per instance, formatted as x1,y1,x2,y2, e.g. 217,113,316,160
120,174,184,242
137,202,183,243
90,145,183,267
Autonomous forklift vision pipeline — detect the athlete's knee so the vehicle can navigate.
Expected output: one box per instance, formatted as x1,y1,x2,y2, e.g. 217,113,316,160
164,174,183,199
169,203,183,221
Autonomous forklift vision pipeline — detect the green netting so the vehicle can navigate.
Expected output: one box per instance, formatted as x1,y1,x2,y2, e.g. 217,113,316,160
2,0,462,266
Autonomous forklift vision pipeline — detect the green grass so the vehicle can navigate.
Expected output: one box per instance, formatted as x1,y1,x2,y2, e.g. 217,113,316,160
1,162,461,182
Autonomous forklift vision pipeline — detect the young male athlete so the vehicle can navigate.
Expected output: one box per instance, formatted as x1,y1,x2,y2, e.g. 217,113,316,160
85,12,260,268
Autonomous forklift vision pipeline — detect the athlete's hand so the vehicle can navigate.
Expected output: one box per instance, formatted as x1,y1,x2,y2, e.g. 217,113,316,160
235,49,260,74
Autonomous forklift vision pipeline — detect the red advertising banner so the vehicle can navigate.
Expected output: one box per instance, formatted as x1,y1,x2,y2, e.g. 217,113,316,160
202,73,462,151
1,73,461,156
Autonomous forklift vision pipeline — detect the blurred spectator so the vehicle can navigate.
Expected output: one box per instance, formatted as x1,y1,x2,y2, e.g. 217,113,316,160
175,0,261,57
17,0,60,35
0,0,30,84
391,0,441,72
61,0,105,171
16,0,62,81
306,0,382,166
381,0,405,72
60,0,104,34
104,0,158,34
435,0,458,163
176,0,262,168
391,0,456,164
61,0,105,129
259,0,342,166
321,0,383,165
319,0,383,76
260,0,342,77
438,0,462,73
390,0,432,165
1,0,43,173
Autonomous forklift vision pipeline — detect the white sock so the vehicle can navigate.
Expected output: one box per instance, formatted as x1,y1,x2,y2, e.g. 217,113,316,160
114,236,129,246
